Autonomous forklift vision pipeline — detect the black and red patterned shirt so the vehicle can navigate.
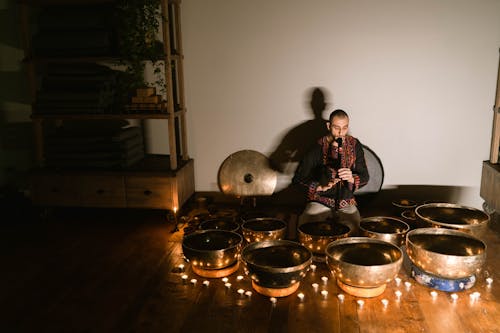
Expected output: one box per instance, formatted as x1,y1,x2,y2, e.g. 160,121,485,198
292,135,369,209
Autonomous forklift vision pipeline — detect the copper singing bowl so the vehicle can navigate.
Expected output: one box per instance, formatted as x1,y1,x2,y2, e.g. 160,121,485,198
415,203,489,238
182,230,243,270
359,216,410,247
406,228,486,279
298,221,351,255
199,218,240,233
241,218,287,243
326,237,403,288
241,240,312,289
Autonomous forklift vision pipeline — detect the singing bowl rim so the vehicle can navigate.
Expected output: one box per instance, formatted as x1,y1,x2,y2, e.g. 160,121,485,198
325,237,404,268
182,229,243,254
359,216,410,236
199,218,240,233
241,239,313,274
415,203,490,230
405,227,487,279
241,217,287,233
297,221,351,238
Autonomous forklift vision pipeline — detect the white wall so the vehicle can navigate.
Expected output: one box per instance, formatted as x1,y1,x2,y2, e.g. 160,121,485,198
160,0,500,207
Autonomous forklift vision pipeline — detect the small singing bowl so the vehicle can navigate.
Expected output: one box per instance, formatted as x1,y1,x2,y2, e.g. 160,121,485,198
298,221,351,257
359,216,410,247
415,203,490,238
241,218,287,243
182,230,243,270
325,237,403,288
241,240,312,289
199,218,239,233
406,228,486,280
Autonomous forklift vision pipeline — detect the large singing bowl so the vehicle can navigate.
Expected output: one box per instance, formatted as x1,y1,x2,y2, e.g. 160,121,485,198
415,203,489,238
406,228,486,279
298,221,351,256
326,237,403,288
182,230,243,270
241,240,312,289
241,218,287,243
359,216,410,247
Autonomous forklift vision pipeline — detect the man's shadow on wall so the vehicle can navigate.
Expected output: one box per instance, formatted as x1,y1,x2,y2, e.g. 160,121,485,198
268,87,330,205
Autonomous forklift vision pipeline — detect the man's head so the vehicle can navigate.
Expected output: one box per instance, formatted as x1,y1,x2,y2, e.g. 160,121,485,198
327,109,349,140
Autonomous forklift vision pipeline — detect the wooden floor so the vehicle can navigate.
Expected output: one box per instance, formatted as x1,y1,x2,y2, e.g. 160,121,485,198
1,195,500,333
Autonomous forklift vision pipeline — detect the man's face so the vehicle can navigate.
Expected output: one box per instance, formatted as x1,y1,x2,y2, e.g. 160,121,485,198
327,116,349,139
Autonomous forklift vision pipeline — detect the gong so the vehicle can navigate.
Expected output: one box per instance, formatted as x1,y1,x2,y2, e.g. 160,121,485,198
218,150,277,196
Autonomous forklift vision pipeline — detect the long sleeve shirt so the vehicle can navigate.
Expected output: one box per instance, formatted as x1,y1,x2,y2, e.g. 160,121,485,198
292,135,369,209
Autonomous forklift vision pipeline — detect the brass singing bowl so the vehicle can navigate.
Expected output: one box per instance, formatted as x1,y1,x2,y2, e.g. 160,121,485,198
182,230,243,270
241,240,312,289
415,203,489,238
326,237,403,288
199,218,240,233
359,216,410,247
406,228,486,279
241,218,287,243
298,221,351,256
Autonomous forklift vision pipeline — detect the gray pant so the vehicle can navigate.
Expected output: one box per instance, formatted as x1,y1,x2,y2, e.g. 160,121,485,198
297,202,361,235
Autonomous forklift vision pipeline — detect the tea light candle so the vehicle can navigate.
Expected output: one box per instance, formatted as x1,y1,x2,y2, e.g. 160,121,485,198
430,291,438,299
321,290,328,299
486,277,493,286
270,297,277,304
312,283,319,292
395,290,402,301
181,274,188,283
310,264,317,272
237,289,245,296
357,300,364,308
178,263,185,272
381,299,389,308
225,282,231,289
245,291,253,297
404,281,412,290
337,294,345,302
202,280,210,287
321,276,329,284
222,277,229,283
395,277,402,286
190,278,197,285
450,293,458,302
297,292,305,301
470,292,481,302
237,275,244,281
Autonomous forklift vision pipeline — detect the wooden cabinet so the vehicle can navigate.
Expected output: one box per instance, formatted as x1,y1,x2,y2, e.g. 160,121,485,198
21,0,194,211
480,49,500,213
30,158,194,209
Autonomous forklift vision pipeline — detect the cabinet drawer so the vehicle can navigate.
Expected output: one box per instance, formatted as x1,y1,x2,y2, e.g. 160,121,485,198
31,174,80,206
80,175,126,207
125,176,174,209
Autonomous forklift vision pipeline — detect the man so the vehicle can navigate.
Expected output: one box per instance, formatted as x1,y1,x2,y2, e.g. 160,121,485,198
292,109,369,233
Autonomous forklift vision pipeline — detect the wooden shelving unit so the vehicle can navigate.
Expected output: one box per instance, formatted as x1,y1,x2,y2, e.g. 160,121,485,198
20,0,194,210
480,49,500,213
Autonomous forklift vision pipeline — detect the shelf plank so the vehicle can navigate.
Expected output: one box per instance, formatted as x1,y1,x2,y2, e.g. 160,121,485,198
30,109,185,120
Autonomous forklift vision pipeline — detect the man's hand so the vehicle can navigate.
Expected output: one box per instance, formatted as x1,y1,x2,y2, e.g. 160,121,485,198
316,178,341,192
338,168,354,183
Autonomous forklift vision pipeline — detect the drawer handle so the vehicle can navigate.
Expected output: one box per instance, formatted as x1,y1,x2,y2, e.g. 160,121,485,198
144,190,152,196
97,189,105,194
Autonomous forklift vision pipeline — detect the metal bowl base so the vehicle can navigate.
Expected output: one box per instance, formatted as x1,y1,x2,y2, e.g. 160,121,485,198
337,279,387,298
251,280,300,297
192,261,240,278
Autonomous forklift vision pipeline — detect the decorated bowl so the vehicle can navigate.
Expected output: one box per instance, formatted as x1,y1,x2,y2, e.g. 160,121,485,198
241,218,287,243
406,228,486,279
359,216,410,247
